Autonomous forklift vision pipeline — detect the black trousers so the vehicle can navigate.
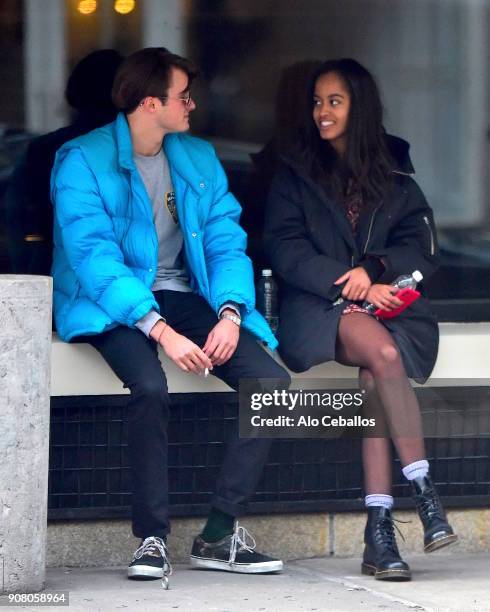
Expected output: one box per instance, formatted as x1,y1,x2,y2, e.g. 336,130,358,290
82,291,289,539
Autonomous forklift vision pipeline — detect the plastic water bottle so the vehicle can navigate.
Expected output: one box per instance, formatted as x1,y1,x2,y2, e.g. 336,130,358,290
363,270,423,314
256,269,279,333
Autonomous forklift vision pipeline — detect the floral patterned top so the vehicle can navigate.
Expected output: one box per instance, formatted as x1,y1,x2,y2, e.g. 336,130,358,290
341,186,373,316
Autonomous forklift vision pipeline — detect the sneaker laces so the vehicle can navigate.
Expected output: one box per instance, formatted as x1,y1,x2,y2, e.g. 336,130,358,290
229,523,256,565
133,536,173,590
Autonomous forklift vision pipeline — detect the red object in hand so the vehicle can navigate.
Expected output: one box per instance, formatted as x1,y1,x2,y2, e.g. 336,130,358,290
375,288,421,319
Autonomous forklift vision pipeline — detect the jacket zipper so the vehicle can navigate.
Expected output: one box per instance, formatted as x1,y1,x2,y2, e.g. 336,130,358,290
423,215,435,256
363,207,379,255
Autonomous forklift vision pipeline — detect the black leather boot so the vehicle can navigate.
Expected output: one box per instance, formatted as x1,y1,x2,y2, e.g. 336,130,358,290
361,506,411,581
411,474,458,553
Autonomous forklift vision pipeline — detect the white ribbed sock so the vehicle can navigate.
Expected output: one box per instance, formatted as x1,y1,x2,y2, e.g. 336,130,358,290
402,459,429,481
364,494,394,509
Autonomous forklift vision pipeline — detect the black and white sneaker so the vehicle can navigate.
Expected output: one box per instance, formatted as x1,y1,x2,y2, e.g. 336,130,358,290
128,536,172,589
190,523,283,574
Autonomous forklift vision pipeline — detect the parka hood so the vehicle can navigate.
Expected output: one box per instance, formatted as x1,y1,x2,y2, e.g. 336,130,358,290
385,134,415,175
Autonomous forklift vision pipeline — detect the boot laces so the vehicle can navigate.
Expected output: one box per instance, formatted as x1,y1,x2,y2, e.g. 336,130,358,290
133,536,173,590
229,523,256,565
415,486,444,521
375,515,406,554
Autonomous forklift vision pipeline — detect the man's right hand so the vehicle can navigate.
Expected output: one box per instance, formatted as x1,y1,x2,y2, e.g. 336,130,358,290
150,321,213,375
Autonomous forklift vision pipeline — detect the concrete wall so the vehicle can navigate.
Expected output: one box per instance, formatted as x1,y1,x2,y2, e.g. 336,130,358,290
0,276,52,592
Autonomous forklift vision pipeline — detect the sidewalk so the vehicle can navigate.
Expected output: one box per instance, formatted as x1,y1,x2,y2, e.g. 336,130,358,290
2,553,488,612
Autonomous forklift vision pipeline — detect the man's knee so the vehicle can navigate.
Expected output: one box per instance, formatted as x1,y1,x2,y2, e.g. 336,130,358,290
133,375,167,399
260,356,291,385
130,374,170,421
278,340,320,374
244,353,291,395
235,331,291,382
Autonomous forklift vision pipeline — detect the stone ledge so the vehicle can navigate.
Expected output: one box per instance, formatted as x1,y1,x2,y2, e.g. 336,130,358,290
46,508,488,567
51,322,490,396
46,513,329,567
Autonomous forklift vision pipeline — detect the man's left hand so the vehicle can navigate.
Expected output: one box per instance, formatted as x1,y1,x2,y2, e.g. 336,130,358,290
203,314,240,366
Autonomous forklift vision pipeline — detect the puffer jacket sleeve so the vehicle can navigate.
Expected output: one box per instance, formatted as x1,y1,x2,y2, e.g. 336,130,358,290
367,177,440,282
264,164,350,300
51,147,159,326
202,151,255,314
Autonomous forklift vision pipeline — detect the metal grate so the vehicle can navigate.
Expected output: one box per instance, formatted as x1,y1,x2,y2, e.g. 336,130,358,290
48,388,490,519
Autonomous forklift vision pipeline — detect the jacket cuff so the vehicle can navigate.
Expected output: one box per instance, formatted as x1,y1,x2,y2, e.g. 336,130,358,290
218,301,242,318
360,257,385,283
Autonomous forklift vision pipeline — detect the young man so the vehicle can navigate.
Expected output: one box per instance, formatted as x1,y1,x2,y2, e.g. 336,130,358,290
51,48,289,587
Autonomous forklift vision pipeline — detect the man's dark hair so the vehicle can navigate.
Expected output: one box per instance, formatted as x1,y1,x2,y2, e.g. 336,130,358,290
111,47,197,114
300,58,394,208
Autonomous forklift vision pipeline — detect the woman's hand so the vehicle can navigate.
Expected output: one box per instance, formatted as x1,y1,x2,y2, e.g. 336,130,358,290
365,284,404,311
334,267,371,301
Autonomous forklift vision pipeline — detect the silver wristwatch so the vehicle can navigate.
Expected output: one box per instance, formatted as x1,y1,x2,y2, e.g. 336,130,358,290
220,312,241,327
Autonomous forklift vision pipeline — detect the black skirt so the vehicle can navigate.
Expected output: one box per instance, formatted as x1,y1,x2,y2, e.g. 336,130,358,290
277,287,439,383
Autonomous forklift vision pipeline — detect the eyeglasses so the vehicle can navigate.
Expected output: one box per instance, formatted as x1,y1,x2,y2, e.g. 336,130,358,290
139,93,193,108
161,93,193,107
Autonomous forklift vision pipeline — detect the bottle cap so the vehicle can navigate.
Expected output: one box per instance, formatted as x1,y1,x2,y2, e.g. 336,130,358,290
412,270,423,283
261,269,272,277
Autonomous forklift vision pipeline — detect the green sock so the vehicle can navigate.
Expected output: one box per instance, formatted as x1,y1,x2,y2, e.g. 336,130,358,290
201,508,235,542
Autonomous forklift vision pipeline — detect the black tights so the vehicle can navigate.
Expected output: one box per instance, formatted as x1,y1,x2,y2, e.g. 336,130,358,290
336,313,426,495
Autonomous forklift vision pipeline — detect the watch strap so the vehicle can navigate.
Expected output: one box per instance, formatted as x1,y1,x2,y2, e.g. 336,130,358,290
219,312,241,327
218,301,241,318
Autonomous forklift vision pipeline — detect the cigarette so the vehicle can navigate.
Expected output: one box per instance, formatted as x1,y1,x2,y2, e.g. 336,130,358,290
204,368,209,378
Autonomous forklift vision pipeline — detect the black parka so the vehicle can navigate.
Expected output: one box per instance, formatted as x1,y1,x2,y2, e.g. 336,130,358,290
264,140,439,380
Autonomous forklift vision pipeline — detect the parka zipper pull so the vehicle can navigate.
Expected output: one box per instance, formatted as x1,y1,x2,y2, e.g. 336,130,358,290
363,207,379,256
423,215,435,256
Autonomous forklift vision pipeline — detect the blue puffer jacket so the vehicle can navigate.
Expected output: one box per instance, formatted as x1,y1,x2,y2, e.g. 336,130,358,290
51,113,277,349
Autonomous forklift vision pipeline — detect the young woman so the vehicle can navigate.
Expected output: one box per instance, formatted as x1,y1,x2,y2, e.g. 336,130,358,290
264,58,457,581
